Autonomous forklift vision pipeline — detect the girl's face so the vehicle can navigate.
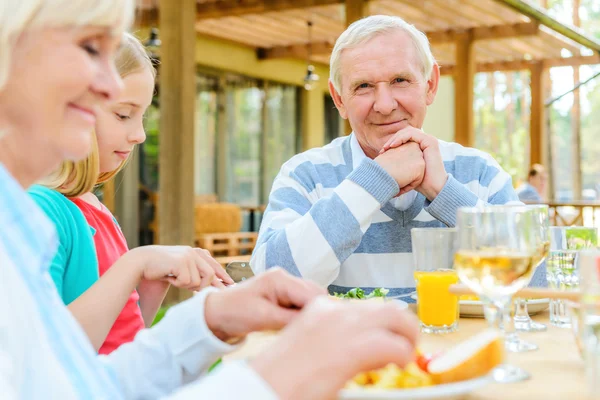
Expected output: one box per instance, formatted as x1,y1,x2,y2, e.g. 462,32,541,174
95,67,154,173
0,26,122,163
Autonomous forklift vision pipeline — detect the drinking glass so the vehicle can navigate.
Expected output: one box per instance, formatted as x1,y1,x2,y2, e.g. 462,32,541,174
514,204,550,333
574,250,600,396
547,226,598,328
455,206,539,382
411,228,459,334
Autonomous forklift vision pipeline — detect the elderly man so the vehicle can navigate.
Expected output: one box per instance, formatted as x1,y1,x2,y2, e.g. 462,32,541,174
251,15,519,298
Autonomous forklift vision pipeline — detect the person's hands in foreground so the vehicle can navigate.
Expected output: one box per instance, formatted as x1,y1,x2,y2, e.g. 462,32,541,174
251,295,419,400
204,268,326,342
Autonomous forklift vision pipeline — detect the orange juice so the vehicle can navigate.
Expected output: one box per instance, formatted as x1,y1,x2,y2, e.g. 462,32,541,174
414,269,459,328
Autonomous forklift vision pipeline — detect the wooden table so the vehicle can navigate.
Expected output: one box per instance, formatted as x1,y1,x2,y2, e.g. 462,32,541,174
225,311,591,400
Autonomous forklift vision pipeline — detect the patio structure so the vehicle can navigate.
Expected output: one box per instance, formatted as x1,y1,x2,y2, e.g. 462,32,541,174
99,2,600,294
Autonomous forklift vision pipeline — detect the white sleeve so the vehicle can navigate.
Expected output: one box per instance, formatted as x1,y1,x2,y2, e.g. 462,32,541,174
101,288,237,399
163,361,279,400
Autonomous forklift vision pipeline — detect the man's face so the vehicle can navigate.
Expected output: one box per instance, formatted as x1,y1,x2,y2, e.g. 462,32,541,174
530,172,548,193
329,29,439,159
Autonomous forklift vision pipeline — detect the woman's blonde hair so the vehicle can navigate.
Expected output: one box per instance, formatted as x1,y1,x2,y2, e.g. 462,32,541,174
0,0,135,91
42,32,156,197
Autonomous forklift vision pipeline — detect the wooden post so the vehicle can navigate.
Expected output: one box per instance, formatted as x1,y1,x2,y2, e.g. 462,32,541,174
572,0,582,200
159,0,196,303
529,62,546,167
343,0,368,135
345,0,368,26
301,88,325,150
114,149,140,248
101,180,115,213
454,31,475,147
216,75,228,202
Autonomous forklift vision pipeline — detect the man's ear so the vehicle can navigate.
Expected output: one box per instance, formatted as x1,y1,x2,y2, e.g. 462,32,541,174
425,63,440,106
329,80,348,119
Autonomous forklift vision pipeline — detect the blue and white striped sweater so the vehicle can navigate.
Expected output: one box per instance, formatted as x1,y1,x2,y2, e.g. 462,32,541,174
252,134,545,299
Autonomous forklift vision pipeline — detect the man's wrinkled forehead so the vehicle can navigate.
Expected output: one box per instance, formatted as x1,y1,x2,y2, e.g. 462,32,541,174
338,31,422,88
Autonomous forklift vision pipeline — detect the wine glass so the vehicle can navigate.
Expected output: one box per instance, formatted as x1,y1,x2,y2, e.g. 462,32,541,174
514,205,549,333
455,205,539,382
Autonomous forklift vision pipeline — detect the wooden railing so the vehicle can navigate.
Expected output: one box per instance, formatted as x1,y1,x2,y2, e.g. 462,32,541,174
544,201,600,227
196,232,258,267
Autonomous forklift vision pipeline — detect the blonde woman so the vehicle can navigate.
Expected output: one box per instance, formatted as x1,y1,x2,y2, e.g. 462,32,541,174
0,0,418,398
29,33,233,354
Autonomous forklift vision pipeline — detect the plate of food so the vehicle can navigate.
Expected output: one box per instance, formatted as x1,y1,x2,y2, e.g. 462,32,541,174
333,287,409,309
339,329,502,399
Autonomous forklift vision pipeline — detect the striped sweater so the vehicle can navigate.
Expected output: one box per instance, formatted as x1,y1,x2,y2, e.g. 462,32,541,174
251,134,532,299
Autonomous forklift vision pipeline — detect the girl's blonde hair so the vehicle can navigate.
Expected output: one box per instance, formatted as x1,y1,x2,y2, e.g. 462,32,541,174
42,32,156,197
0,0,135,90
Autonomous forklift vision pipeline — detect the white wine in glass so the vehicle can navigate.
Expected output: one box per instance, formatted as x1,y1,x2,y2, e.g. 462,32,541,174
455,205,540,382
454,251,535,298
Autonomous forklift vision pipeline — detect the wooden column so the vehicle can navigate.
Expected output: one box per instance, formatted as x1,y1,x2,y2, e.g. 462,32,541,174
158,0,196,243
572,0,582,200
101,180,115,213
301,88,325,150
216,76,228,202
529,62,547,167
114,149,140,248
345,0,368,26
159,0,196,304
454,31,475,147
343,0,368,135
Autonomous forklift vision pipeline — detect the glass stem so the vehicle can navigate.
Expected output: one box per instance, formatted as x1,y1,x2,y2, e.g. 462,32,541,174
514,298,531,322
483,300,501,331
502,301,518,344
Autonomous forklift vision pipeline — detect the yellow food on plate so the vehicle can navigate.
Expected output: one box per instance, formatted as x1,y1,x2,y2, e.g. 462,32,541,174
428,329,503,384
346,362,432,390
346,329,503,390
459,294,480,301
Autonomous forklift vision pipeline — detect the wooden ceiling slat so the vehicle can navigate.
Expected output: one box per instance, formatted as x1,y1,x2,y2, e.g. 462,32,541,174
374,0,453,31
462,0,528,24
239,14,312,45
196,0,343,19
436,0,507,27
197,19,285,46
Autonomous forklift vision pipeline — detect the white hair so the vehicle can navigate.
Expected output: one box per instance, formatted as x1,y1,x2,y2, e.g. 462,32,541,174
329,15,436,93
0,0,135,90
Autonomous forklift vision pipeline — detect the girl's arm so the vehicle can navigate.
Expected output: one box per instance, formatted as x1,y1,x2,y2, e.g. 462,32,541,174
72,246,231,350
137,279,170,327
67,249,147,351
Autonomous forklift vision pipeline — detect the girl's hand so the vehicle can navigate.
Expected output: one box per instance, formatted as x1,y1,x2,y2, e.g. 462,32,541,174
128,245,234,291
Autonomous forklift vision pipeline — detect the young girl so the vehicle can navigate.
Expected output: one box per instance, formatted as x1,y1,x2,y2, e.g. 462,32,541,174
29,33,233,354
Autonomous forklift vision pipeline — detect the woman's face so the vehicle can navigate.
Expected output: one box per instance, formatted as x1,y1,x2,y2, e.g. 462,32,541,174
0,26,122,163
95,67,154,173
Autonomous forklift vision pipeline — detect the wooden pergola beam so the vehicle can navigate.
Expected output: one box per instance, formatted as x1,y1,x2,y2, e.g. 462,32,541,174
430,21,539,43
476,54,600,72
257,21,539,60
257,41,335,60
137,0,344,25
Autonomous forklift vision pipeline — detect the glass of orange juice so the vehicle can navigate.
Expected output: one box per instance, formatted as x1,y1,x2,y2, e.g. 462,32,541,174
411,228,459,334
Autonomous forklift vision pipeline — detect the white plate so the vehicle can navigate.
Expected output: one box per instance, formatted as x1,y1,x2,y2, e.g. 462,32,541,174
460,298,549,318
339,376,492,400
409,294,549,318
